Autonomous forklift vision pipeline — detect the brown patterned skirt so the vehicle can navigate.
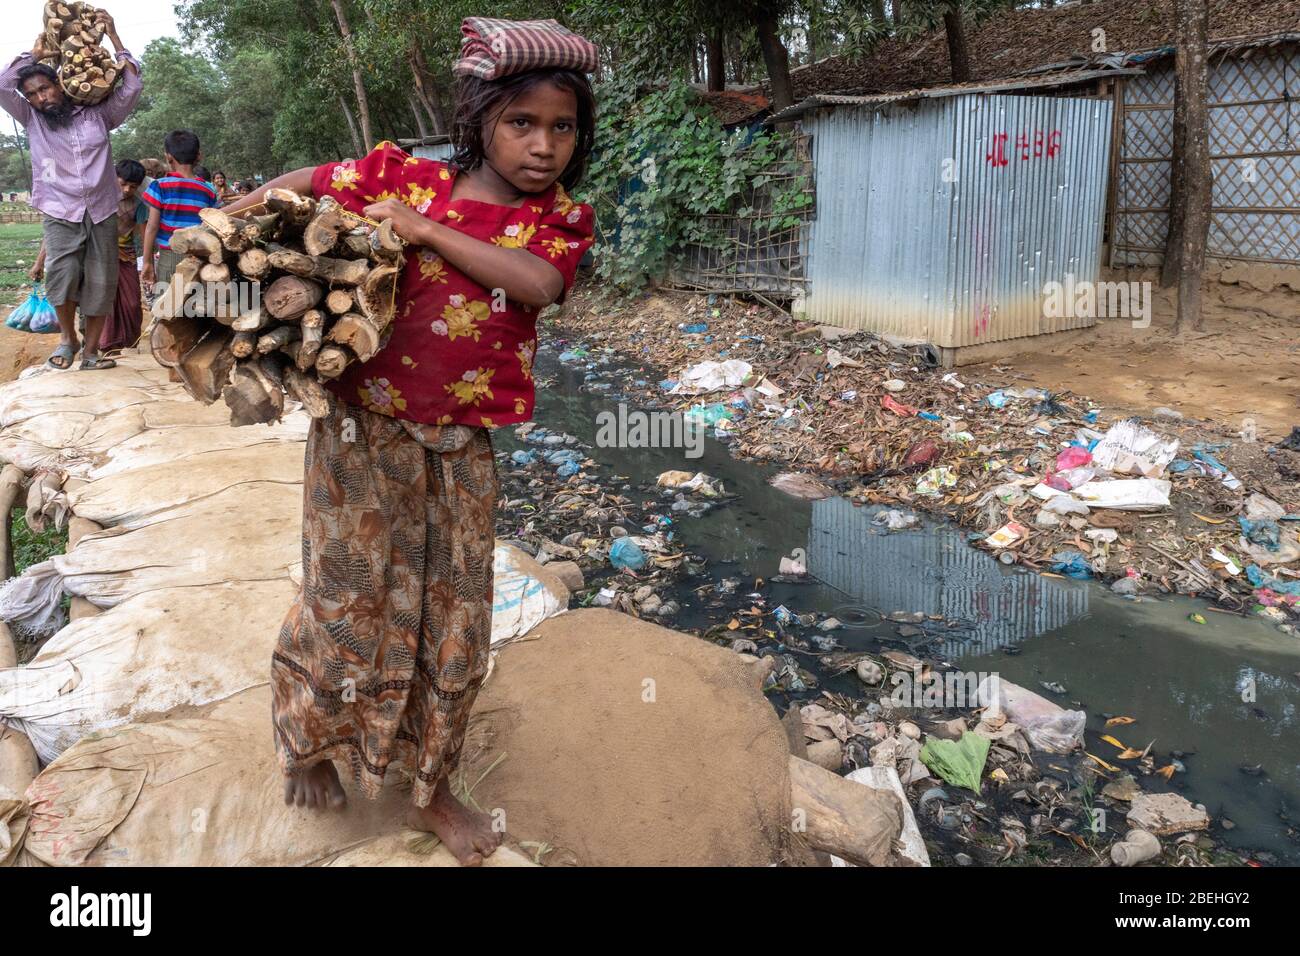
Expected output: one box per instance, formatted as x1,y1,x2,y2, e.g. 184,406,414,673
272,401,499,808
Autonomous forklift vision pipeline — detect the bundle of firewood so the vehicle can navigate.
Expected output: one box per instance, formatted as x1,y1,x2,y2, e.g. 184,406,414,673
38,2,122,106
149,190,404,427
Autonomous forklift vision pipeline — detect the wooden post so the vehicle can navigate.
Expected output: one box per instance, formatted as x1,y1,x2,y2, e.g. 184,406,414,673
1173,0,1211,333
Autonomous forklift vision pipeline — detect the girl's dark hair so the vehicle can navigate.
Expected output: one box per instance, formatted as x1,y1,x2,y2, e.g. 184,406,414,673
450,69,595,192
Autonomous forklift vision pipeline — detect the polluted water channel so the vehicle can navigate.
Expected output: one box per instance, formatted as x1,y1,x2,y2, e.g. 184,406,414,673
499,346,1300,863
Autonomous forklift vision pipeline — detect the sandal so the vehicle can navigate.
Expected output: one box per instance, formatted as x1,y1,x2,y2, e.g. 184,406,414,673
79,352,117,371
46,342,78,370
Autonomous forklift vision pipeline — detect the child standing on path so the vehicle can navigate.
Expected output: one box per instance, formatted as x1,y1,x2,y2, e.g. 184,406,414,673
223,17,598,866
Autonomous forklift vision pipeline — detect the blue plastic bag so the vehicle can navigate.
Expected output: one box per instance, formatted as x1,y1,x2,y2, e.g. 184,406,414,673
28,286,59,333
609,537,647,571
6,289,35,330
7,284,58,333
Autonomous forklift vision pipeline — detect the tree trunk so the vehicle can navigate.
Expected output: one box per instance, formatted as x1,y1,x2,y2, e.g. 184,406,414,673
893,0,907,29
705,29,726,92
1173,0,1211,333
329,0,373,150
338,95,364,160
943,5,972,83
1162,2,1190,289
870,0,888,30
409,45,447,136
755,13,795,113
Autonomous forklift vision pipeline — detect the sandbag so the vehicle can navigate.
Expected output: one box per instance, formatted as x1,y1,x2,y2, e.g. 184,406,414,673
69,442,306,527
19,686,523,867
0,362,168,424
0,405,150,476
0,725,40,800
492,543,570,646
0,559,67,640
0,581,294,763
0,786,31,866
86,419,309,480
461,608,793,866
54,481,302,608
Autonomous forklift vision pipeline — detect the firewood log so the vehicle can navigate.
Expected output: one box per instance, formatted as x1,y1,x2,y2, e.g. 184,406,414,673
314,345,353,380
369,219,405,262
264,188,316,232
326,313,383,363
230,330,257,359
237,247,270,280
325,289,355,314
356,263,400,331
223,361,284,427
264,276,323,319
266,245,315,277
257,352,287,391
199,262,231,284
167,225,225,265
312,256,370,287
176,330,236,404
240,213,280,245
199,207,250,252
297,311,324,371
303,198,352,256
150,315,206,368
340,233,373,259
150,256,204,321
231,307,270,333
257,325,300,354
285,366,333,418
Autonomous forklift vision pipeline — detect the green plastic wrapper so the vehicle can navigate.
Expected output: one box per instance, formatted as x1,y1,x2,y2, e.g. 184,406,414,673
919,732,990,793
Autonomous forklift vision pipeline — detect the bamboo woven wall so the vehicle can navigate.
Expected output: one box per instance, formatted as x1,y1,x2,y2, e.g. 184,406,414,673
1112,42,1300,267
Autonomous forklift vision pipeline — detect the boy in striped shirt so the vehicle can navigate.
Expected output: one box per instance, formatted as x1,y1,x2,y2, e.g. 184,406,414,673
140,129,218,294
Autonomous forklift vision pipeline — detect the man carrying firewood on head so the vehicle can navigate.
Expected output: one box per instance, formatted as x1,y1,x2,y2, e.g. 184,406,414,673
0,10,141,371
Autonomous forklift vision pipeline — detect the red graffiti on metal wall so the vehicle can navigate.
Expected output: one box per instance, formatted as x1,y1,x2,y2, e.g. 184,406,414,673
985,129,1062,167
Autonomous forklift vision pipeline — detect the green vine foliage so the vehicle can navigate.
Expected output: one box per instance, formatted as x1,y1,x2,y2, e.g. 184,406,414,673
585,73,813,291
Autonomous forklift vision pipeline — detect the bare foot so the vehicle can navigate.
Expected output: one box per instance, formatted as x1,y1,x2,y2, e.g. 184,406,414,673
283,760,348,810
406,774,502,866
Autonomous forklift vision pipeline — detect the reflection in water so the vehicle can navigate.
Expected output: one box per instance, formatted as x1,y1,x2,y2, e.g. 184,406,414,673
808,497,1089,658
524,347,1300,861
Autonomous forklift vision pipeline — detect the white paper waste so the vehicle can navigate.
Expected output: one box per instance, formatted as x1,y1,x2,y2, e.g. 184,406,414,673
1035,478,1170,511
670,360,753,395
1090,419,1179,478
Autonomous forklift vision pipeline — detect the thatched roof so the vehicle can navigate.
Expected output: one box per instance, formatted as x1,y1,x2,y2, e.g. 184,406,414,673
770,0,1300,99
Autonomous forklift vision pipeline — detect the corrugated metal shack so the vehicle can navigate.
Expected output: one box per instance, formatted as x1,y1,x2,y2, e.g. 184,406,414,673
400,134,455,163
768,71,1127,365
1112,32,1300,267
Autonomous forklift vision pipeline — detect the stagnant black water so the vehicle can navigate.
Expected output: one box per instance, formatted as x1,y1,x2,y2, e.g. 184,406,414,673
505,345,1299,863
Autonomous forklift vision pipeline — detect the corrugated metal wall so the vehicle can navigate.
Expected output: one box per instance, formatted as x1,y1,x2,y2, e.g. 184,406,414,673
803,94,1113,348
413,142,455,162
1112,46,1300,267
807,497,1090,660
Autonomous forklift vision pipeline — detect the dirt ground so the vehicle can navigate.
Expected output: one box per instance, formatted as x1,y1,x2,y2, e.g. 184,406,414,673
0,318,57,384
993,269,1300,442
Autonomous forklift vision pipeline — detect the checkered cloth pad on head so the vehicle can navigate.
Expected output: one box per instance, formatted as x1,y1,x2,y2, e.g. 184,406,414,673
453,17,599,80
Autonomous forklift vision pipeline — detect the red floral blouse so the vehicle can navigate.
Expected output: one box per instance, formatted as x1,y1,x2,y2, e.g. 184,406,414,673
309,141,595,427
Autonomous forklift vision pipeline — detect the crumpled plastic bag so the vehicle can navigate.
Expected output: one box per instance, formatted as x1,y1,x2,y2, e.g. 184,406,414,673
0,559,67,641
919,732,990,793
670,360,753,395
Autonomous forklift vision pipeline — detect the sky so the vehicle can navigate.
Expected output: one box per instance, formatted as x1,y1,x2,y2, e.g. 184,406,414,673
73,0,183,54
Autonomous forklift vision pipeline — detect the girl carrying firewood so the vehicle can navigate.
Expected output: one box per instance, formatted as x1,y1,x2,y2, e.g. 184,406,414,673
223,17,598,866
